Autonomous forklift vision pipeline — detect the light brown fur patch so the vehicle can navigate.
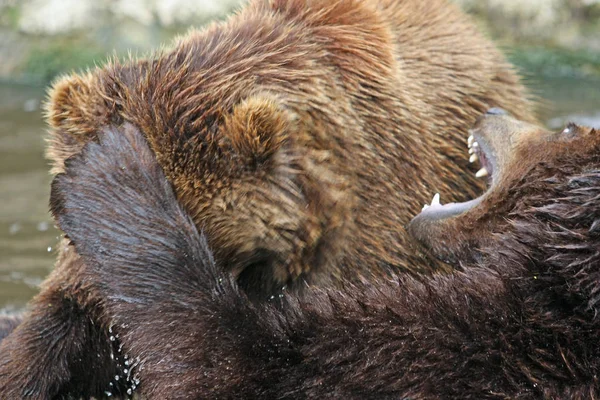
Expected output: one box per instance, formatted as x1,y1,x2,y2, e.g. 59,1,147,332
44,0,536,294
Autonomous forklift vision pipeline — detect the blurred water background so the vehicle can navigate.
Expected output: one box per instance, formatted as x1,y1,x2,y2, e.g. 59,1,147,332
0,0,599,310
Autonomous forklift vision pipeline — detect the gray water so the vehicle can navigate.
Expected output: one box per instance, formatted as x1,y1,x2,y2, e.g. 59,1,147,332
1,77,599,310
0,84,57,311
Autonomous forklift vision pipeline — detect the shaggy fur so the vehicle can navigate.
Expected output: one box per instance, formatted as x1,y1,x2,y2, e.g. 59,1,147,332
0,0,536,397
44,0,534,289
47,117,600,399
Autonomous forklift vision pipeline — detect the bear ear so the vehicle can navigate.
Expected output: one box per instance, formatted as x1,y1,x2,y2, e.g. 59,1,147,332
221,95,291,169
45,72,113,174
45,72,102,137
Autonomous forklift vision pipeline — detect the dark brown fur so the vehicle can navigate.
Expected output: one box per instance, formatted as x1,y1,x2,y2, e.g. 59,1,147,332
48,116,600,399
0,0,535,397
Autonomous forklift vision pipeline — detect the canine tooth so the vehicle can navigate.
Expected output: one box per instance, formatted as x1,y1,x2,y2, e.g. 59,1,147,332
468,135,474,147
431,193,441,206
469,154,478,163
475,167,489,178
469,147,475,155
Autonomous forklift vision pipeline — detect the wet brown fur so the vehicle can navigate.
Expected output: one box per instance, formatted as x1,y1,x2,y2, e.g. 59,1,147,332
48,117,600,399
45,0,535,290
0,0,536,397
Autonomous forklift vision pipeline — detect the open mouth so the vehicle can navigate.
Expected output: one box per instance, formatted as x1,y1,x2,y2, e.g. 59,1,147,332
418,130,497,221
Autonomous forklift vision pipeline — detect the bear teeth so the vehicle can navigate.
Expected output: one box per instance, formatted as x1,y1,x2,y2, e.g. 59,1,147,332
475,167,489,178
422,193,441,211
468,139,479,154
468,136,483,171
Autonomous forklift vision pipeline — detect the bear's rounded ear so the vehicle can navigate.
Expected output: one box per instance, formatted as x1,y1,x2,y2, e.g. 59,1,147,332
221,95,292,169
45,72,112,175
45,72,101,137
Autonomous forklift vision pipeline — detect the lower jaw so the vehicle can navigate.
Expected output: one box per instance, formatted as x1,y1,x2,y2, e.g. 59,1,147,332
417,196,484,221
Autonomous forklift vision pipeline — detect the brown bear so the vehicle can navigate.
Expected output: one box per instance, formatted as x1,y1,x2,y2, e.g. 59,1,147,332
0,0,535,397
44,0,535,291
49,112,600,399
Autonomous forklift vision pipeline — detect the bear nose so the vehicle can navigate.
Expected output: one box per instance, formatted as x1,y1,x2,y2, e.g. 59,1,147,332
486,107,508,116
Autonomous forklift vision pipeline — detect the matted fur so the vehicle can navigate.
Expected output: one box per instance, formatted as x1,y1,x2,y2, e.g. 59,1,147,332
0,0,536,397
45,0,535,289
47,118,600,399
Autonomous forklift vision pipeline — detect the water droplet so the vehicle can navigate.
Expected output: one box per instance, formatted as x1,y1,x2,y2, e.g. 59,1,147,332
110,336,115,342
124,369,128,374
124,360,130,366
47,246,52,252
127,388,133,395
23,98,39,112
104,391,112,397
114,375,120,381
8,223,21,235
37,221,49,232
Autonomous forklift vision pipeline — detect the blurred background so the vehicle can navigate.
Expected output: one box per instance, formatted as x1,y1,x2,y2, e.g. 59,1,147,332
0,0,599,311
